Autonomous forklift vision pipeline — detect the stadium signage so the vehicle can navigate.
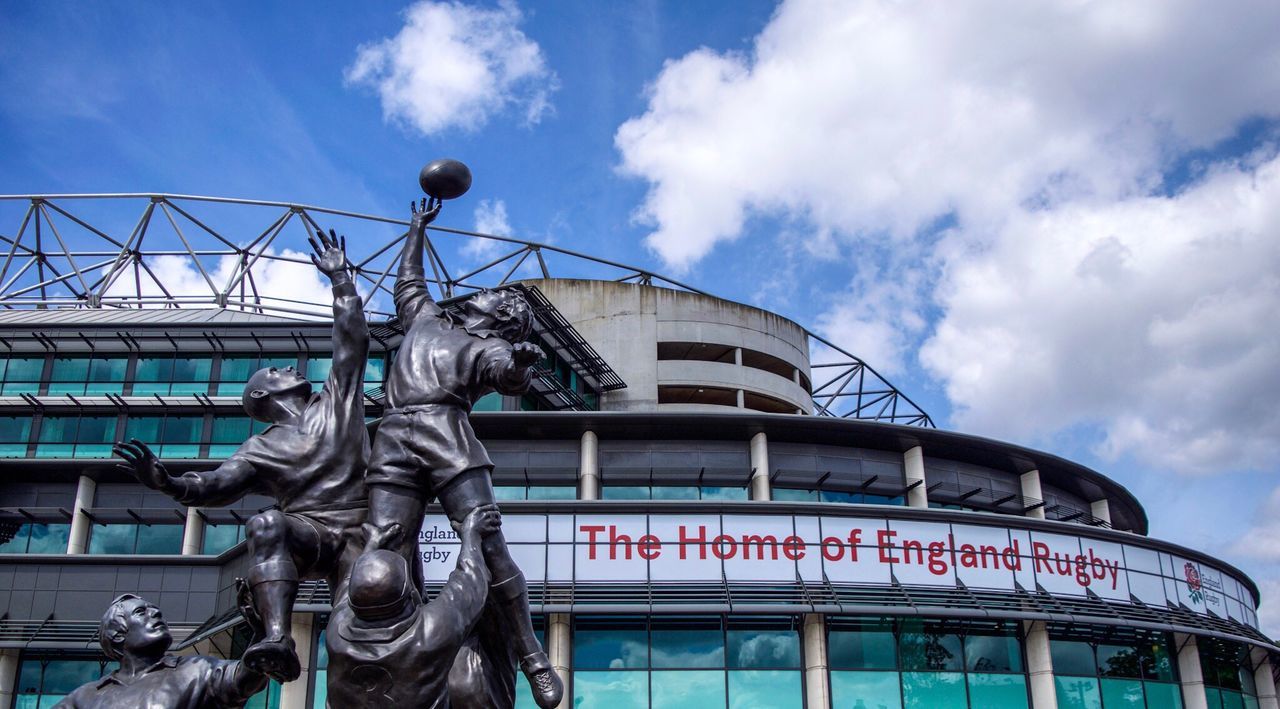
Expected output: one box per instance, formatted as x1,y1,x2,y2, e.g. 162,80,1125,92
418,512,1258,629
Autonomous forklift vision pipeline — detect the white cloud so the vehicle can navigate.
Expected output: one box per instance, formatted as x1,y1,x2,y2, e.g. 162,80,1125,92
920,154,1280,474
616,0,1280,473
616,0,1280,270
462,198,513,262
346,0,556,135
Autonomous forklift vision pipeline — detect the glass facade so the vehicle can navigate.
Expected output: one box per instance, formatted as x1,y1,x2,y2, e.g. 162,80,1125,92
0,414,33,456
602,485,748,501
124,415,205,459
46,356,129,395
0,522,71,553
494,485,578,501
773,487,905,506
1200,638,1261,709
87,522,184,555
133,355,213,395
829,618,1029,709
0,356,44,395
572,616,803,709
202,522,247,555
1049,629,1182,709
35,415,116,458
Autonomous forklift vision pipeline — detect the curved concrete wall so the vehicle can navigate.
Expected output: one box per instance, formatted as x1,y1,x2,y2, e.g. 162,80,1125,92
524,279,811,413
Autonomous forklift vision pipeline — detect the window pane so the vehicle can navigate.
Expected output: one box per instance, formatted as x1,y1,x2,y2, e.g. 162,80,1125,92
1051,641,1098,677
830,624,897,670
124,416,163,445
651,670,726,708
162,416,203,443
968,673,1029,708
1141,635,1177,682
26,524,70,554
87,525,137,555
1144,681,1183,709
1100,678,1145,708
75,416,117,457
651,628,725,668
1055,676,1102,709
831,671,902,709
48,358,89,394
494,486,526,501
603,486,650,500
40,660,105,694
473,393,504,411
1098,644,1143,678
901,671,966,708
771,488,818,502
966,632,1023,673
211,417,253,444
650,486,699,500
133,525,183,555
0,415,32,456
3,356,45,391
728,670,801,709
202,524,245,555
700,486,748,501
899,625,963,672
0,524,31,553
574,628,648,669
727,629,800,669
85,358,127,394
526,486,576,500
307,357,333,385
170,357,212,394
218,356,258,395
1221,690,1246,709
572,671,648,709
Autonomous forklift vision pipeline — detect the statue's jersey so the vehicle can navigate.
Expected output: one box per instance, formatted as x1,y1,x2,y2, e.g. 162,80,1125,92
55,655,263,709
228,293,370,513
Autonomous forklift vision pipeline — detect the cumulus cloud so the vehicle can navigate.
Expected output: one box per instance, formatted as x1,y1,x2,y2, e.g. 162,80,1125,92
462,198,513,261
346,0,556,135
616,0,1280,473
617,0,1280,270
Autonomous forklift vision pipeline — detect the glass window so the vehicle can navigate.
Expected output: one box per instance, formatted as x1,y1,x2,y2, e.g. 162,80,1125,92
1143,681,1183,709
898,622,964,672
772,488,819,502
209,416,268,457
36,415,117,457
728,669,802,709
651,626,725,668
967,673,1029,708
831,671,903,709
1097,644,1143,679
0,522,70,554
1051,640,1098,677
1100,677,1146,708
1,356,44,394
651,670,725,708
47,356,127,395
218,354,297,396
575,627,648,669
202,523,246,555
134,356,212,395
965,631,1023,674
124,415,204,458
573,671,648,709
902,670,967,708
0,414,32,456
1055,676,1102,709
603,486,652,500
726,628,800,669
830,622,897,670
88,523,183,555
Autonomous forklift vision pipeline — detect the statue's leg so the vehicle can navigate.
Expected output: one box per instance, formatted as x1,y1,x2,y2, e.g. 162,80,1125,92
241,509,318,682
438,469,564,709
366,483,428,591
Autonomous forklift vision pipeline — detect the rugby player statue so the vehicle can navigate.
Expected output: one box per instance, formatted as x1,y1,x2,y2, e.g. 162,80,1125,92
114,228,371,684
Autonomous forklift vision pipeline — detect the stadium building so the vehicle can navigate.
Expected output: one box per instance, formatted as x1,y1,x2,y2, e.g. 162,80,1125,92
0,194,1275,709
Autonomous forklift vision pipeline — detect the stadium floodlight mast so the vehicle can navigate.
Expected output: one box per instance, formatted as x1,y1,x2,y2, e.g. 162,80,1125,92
0,192,933,427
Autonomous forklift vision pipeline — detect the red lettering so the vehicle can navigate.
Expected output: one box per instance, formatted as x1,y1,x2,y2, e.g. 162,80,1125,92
712,534,737,560
782,535,806,561
822,536,845,561
680,525,708,560
638,534,662,560
742,534,779,560
1032,542,1050,573
608,526,633,560
846,529,861,561
877,529,898,563
903,539,924,565
580,525,605,560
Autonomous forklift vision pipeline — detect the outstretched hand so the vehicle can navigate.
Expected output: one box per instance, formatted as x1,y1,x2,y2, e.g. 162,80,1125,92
512,341,545,368
113,439,179,494
308,228,349,278
410,197,442,235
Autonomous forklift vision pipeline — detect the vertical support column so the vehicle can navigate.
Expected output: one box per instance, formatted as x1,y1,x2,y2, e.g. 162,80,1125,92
803,614,830,709
279,613,315,709
1022,620,1057,709
1176,633,1209,709
182,507,205,555
903,446,928,508
1089,499,1112,527
1021,470,1046,520
578,430,599,501
0,648,19,709
547,613,572,709
66,474,97,554
749,432,771,501
1252,648,1278,709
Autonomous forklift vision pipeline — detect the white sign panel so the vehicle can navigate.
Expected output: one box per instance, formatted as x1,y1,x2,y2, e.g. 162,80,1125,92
417,512,1257,629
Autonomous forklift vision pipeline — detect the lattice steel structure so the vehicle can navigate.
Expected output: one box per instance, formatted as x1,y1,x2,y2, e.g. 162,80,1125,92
0,193,933,426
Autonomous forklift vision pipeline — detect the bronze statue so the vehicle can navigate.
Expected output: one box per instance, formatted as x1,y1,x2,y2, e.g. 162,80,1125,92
324,507,501,708
53,590,267,708
114,229,371,683
362,198,562,707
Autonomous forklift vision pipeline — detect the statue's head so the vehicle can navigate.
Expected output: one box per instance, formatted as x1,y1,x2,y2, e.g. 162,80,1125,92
454,288,533,343
242,364,312,422
100,594,172,660
348,549,415,622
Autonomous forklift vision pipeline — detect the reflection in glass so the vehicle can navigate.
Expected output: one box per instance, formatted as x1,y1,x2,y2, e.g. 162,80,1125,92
1055,675,1102,709
1099,677,1145,708
899,623,963,672
1050,640,1098,677
574,628,648,669
0,523,70,554
901,671,966,708
202,523,246,555
965,632,1023,673
830,623,897,670
651,670,725,707
573,671,648,709
831,670,902,709
651,628,724,668
728,669,802,709
967,673,1029,708
726,628,801,668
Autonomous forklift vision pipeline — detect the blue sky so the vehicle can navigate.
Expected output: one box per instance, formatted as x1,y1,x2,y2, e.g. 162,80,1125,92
4,0,1280,631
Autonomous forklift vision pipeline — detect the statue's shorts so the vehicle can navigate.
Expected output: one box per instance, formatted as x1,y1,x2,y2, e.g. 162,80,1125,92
282,506,367,579
365,404,495,498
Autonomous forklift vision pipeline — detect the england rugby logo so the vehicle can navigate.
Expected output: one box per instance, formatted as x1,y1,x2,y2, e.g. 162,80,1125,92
1184,562,1204,604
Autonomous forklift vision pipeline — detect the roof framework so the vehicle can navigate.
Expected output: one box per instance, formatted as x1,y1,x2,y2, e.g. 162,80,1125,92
0,193,933,426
